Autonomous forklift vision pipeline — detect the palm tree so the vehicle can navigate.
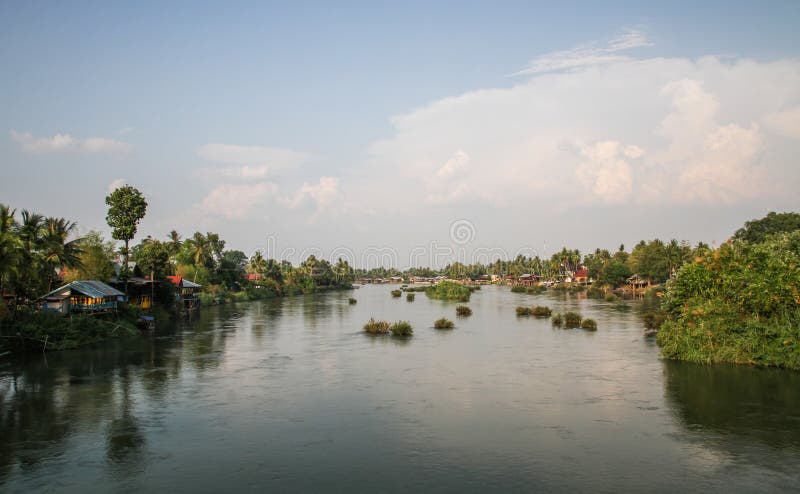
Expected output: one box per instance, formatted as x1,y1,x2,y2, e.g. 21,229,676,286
247,251,267,274
185,232,212,281
166,230,182,256
41,217,84,290
14,210,45,301
0,205,20,305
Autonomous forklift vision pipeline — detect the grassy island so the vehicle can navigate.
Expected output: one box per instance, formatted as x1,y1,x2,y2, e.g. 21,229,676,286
425,281,471,302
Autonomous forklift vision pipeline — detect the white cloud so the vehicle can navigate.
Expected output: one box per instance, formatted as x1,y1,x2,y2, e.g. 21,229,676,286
763,106,800,140
107,178,126,193
198,182,278,220
197,143,309,180
354,55,800,215
513,29,652,76
10,130,130,155
283,176,341,210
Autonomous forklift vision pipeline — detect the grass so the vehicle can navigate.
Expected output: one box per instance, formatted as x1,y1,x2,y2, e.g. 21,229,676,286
581,318,598,331
510,285,527,293
406,293,415,302
426,281,471,302
643,311,667,330
532,306,552,317
604,293,619,302
434,317,455,329
455,305,472,316
390,320,413,336
564,311,582,328
390,289,402,298
526,285,546,294
363,318,391,334
552,313,563,326
348,298,357,304
516,306,532,316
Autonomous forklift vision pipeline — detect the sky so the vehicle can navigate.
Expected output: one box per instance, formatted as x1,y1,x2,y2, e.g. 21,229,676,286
2,1,799,268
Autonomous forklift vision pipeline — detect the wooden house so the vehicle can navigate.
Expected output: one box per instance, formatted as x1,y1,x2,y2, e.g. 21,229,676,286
40,281,126,315
167,276,202,311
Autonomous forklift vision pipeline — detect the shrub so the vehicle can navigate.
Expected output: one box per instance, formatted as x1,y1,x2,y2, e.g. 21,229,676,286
516,306,532,316
581,318,598,331
426,281,471,301
391,289,402,298
390,320,413,336
363,318,390,334
455,305,472,316
586,286,605,298
526,285,546,294
406,293,415,302
510,285,526,293
564,311,582,328
434,317,455,329
552,313,563,326
604,293,619,302
348,298,357,304
532,306,552,317
643,311,667,330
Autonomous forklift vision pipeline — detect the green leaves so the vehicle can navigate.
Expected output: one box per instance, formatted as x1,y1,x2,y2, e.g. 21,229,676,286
105,185,147,243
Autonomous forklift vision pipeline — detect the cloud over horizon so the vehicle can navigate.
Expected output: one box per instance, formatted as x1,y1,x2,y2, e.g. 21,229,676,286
10,130,131,155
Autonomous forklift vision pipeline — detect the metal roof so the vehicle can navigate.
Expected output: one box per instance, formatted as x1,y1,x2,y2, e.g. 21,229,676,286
41,280,126,300
181,279,202,289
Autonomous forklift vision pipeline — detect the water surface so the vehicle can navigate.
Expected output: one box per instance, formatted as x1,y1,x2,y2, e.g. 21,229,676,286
1,285,798,492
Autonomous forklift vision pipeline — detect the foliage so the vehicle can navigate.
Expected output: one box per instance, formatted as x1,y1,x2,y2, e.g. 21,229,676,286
598,260,631,287
551,313,563,326
391,289,402,297
105,185,147,275
434,317,455,329
733,211,800,243
510,285,526,293
131,237,171,279
426,281,471,301
657,232,800,369
581,318,598,331
389,320,413,336
532,306,552,317
643,311,667,330
455,305,472,316
516,306,532,316
564,312,582,328
526,285,546,294
61,231,116,282
604,292,619,302
7,310,138,352
348,298,357,304
364,318,390,334
406,293,415,301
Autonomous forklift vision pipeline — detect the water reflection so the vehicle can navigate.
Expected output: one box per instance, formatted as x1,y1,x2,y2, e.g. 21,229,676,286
664,360,800,449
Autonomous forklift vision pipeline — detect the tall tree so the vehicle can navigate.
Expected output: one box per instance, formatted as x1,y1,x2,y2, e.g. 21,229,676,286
105,185,148,277
733,211,800,243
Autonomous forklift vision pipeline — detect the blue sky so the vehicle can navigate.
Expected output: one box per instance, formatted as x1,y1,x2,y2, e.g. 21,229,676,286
2,1,799,267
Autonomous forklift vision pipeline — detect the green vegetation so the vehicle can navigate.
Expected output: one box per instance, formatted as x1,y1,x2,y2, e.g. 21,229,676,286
510,285,526,293
425,281,471,302
604,293,619,302
564,312,582,328
551,313,563,326
532,306,552,317
3,310,139,352
348,298,357,304
389,320,413,336
105,185,147,277
455,305,472,316
643,311,666,330
526,285,546,294
657,229,800,370
391,289,402,298
434,317,455,329
363,318,391,334
581,318,598,331
516,306,532,316
733,211,800,243
406,293,415,302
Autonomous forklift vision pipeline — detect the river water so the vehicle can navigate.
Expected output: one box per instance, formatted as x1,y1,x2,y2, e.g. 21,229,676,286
1,285,798,493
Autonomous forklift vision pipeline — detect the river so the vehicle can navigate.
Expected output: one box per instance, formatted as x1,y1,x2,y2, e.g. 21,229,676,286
1,285,798,492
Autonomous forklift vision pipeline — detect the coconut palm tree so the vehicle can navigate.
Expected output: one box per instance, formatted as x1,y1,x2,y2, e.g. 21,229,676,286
40,217,84,290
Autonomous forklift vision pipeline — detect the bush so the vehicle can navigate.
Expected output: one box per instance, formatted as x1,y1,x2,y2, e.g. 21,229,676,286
526,285,546,294
363,318,390,334
426,281,471,301
532,306,552,317
390,320,413,336
434,317,455,329
587,286,605,298
455,305,472,316
581,318,598,331
516,306,532,316
391,289,402,298
657,232,800,369
552,313,563,326
348,298,357,304
510,285,526,293
643,311,667,330
8,310,139,352
406,293,415,302
564,312,582,328
604,293,619,302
